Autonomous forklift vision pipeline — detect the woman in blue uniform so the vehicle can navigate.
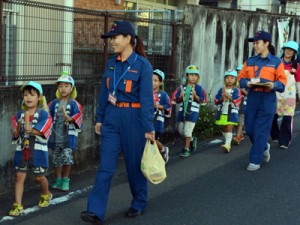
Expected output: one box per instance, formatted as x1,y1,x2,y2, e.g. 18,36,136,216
81,21,154,225
238,31,286,171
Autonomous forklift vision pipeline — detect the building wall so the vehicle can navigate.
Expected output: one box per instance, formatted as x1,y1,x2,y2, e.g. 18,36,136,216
218,1,231,8
179,5,300,101
0,84,100,193
237,0,280,13
75,0,125,10
285,1,300,15
0,80,179,194
3,0,72,85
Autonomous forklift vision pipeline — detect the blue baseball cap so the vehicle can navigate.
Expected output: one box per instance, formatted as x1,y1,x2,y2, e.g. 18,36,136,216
153,69,165,81
21,81,43,95
185,65,200,75
101,21,136,39
56,71,75,87
248,31,272,43
224,69,237,77
282,41,299,53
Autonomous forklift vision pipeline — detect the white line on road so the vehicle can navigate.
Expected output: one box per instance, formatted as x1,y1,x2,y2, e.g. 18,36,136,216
0,185,93,223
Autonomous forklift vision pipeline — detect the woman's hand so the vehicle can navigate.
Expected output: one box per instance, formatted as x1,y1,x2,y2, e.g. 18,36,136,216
246,81,253,88
265,82,274,90
145,131,155,142
95,122,102,135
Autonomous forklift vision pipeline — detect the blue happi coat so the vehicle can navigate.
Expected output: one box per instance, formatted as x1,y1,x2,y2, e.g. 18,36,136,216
153,90,171,133
48,99,83,150
175,84,207,123
12,108,52,168
214,87,242,123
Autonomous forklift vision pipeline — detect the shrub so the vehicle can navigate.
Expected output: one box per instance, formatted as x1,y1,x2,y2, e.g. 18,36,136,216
193,79,222,139
193,101,222,139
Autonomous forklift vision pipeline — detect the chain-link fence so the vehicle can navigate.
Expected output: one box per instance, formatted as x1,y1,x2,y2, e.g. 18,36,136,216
1,0,180,86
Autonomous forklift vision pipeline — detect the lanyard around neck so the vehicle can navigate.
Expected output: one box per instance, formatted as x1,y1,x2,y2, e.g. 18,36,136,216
113,54,138,94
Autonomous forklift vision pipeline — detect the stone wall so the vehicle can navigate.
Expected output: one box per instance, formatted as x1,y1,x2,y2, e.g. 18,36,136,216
0,79,179,194
179,5,300,100
0,83,100,193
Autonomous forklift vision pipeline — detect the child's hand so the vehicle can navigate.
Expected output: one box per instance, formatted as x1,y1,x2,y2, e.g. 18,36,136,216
192,88,196,97
154,100,159,108
156,104,164,111
179,91,184,98
61,106,72,124
24,111,32,134
64,115,73,123
12,118,22,138
221,89,227,101
11,128,19,138
241,88,248,96
179,85,184,98
224,92,232,101
25,124,33,134
95,122,102,135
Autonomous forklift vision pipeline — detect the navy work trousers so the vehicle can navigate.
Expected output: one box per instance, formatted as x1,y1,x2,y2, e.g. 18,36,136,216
87,104,147,220
245,91,276,164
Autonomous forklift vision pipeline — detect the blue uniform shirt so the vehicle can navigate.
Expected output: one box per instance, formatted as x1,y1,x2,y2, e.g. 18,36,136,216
97,51,154,133
239,53,286,93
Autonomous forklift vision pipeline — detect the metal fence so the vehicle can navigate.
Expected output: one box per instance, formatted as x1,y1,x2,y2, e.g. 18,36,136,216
0,0,180,85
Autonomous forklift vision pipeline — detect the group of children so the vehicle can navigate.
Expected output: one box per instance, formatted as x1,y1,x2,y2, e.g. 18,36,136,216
153,63,247,160
9,72,83,216
152,65,207,160
9,44,299,216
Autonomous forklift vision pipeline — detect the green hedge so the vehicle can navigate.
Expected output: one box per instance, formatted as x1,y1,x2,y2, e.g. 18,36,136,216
193,101,222,139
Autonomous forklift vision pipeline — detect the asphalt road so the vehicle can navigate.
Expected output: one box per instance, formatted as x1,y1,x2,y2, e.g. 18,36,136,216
1,113,300,225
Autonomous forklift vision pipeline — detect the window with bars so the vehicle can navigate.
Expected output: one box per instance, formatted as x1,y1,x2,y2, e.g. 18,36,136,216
2,7,17,85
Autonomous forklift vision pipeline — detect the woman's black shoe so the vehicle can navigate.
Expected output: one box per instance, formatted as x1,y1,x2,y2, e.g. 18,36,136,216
125,208,144,218
81,211,103,225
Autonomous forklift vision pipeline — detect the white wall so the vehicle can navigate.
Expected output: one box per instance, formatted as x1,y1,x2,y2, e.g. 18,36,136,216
285,1,300,15
182,5,300,101
237,0,279,12
218,1,231,8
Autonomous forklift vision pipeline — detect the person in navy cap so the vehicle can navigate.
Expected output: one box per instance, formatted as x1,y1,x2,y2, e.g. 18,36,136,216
81,20,154,224
238,31,287,171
